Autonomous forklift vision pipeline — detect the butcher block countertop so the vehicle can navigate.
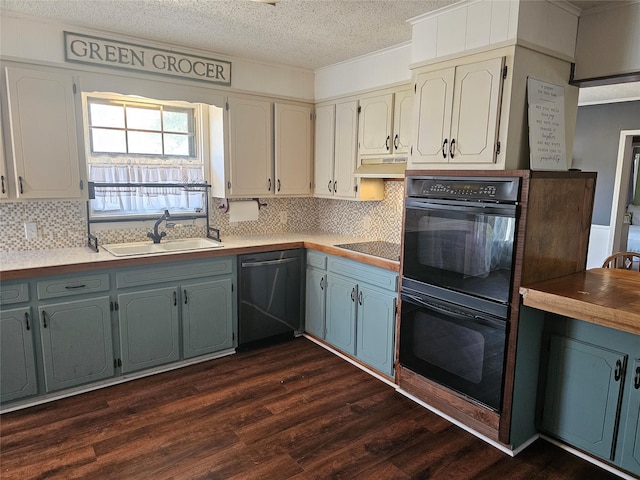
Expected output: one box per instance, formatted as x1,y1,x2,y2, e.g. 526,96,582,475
0,232,400,281
519,268,640,336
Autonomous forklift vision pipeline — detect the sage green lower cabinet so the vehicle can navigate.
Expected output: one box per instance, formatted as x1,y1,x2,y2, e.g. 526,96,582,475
620,358,640,474
541,335,626,460
38,297,114,392
117,287,180,373
0,307,37,402
304,267,326,339
538,318,640,476
325,274,357,355
305,250,398,378
182,278,233,359
356,285,396,377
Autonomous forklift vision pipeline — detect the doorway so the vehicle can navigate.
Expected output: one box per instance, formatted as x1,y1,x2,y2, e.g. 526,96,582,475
609,129,640,254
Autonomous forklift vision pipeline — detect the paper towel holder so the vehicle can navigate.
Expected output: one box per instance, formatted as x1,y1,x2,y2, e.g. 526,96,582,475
253,198,267,209
218,198,267,213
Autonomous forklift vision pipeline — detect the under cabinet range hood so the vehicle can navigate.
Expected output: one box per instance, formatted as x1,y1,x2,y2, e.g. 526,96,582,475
353,157,407,179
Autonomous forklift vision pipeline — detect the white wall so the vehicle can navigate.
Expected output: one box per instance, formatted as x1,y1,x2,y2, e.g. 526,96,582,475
587,225,611,269
0,12,315,101
409,0,577,67
314,43,413,101
573,1,640,82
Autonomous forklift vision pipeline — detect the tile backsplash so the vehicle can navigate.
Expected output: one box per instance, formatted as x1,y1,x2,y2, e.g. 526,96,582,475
0,181,405,252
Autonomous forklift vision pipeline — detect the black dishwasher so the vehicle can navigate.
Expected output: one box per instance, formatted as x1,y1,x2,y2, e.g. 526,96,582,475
237,249,303,350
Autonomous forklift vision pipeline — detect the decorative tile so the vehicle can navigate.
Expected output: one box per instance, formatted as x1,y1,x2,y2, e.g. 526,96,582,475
0,181,405,252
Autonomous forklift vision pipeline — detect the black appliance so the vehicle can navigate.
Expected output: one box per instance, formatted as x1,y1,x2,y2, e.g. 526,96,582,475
399,175,521,412
238,249,303,350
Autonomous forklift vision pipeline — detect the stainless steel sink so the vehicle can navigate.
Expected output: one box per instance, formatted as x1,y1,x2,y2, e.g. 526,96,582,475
102,238,223,257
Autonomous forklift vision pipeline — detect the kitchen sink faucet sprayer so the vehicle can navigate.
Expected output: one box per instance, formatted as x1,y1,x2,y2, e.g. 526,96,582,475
148,209,171,243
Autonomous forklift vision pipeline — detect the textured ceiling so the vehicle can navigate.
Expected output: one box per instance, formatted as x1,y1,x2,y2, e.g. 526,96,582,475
1,0,637,103
0,0,460,70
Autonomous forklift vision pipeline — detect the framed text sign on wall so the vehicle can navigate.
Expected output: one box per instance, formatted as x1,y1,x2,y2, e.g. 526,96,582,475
527,78,567,171
64,32,232,87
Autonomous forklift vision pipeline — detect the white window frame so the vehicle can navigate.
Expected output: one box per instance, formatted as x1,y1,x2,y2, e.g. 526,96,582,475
81,92,211,222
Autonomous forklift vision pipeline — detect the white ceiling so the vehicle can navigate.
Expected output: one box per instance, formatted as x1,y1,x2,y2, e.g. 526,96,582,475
0,0,460,70
1,0,638,103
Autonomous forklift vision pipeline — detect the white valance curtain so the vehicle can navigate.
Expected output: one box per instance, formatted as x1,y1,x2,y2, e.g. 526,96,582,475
89,164,205,214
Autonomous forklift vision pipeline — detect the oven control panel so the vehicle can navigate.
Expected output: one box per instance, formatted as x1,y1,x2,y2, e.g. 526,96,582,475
407,176,520,203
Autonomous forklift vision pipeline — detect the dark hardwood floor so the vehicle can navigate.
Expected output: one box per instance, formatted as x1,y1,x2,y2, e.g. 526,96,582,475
0,338,619,479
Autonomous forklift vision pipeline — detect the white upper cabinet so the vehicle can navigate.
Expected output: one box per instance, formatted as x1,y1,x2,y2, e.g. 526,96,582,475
215,97,312,199
226,97,273,197
2,66,83,199
358,94,393,156
314,100,383,201
274,103,312,196
333,100,358,199
410,56,505,167
358,88,412,157
314,104,335,198
392,88,413,155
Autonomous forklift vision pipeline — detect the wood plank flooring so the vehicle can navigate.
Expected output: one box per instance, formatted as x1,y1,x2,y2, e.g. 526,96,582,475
0,338,619,479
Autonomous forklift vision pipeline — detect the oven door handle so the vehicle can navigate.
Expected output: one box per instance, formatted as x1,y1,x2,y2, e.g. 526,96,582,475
402,293,474,321
405,199,517,217
402,292,507,329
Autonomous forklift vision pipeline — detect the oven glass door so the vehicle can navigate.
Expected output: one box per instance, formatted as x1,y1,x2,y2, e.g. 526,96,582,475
399,290,508,412
402,198,517,305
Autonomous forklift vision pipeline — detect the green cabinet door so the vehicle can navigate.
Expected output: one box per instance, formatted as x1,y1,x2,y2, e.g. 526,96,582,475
118,287,180,373
541,335,626,460
38,297,114,392
182,278,233,359
325,274,357,355
620,358,640,476
305,268,326,339
0,307,37,402
356,285,396,377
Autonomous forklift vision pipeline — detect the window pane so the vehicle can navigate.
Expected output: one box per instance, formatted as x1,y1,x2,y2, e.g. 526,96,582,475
128,131,162,154
90,103,124,128
163,110,190,133
127,106,161,131
164,134,192,156
91,128,126,153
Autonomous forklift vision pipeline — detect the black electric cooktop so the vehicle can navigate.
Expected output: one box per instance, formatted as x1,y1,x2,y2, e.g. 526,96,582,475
335,241,401,262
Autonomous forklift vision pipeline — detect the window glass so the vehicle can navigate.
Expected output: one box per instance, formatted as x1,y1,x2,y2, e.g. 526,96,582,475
126,106,161,131
89,102,124,128
91,128,127,153
84,93,214,220
87,97,195,157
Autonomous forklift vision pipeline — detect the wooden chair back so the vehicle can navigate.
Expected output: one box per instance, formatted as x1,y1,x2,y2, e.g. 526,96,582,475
601,251,640,271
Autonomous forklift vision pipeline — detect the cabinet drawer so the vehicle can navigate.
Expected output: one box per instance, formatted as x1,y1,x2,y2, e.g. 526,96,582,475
0,282,29,305
307,250,327,270
116,257,234,289
37,274,109,300
327,256,397,291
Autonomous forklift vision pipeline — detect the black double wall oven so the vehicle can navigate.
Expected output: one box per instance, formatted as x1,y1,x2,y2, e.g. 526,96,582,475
399,175,521,412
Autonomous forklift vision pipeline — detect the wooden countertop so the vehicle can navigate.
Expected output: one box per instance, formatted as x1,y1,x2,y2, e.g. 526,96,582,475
519,268,640,336
0,233,400,281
